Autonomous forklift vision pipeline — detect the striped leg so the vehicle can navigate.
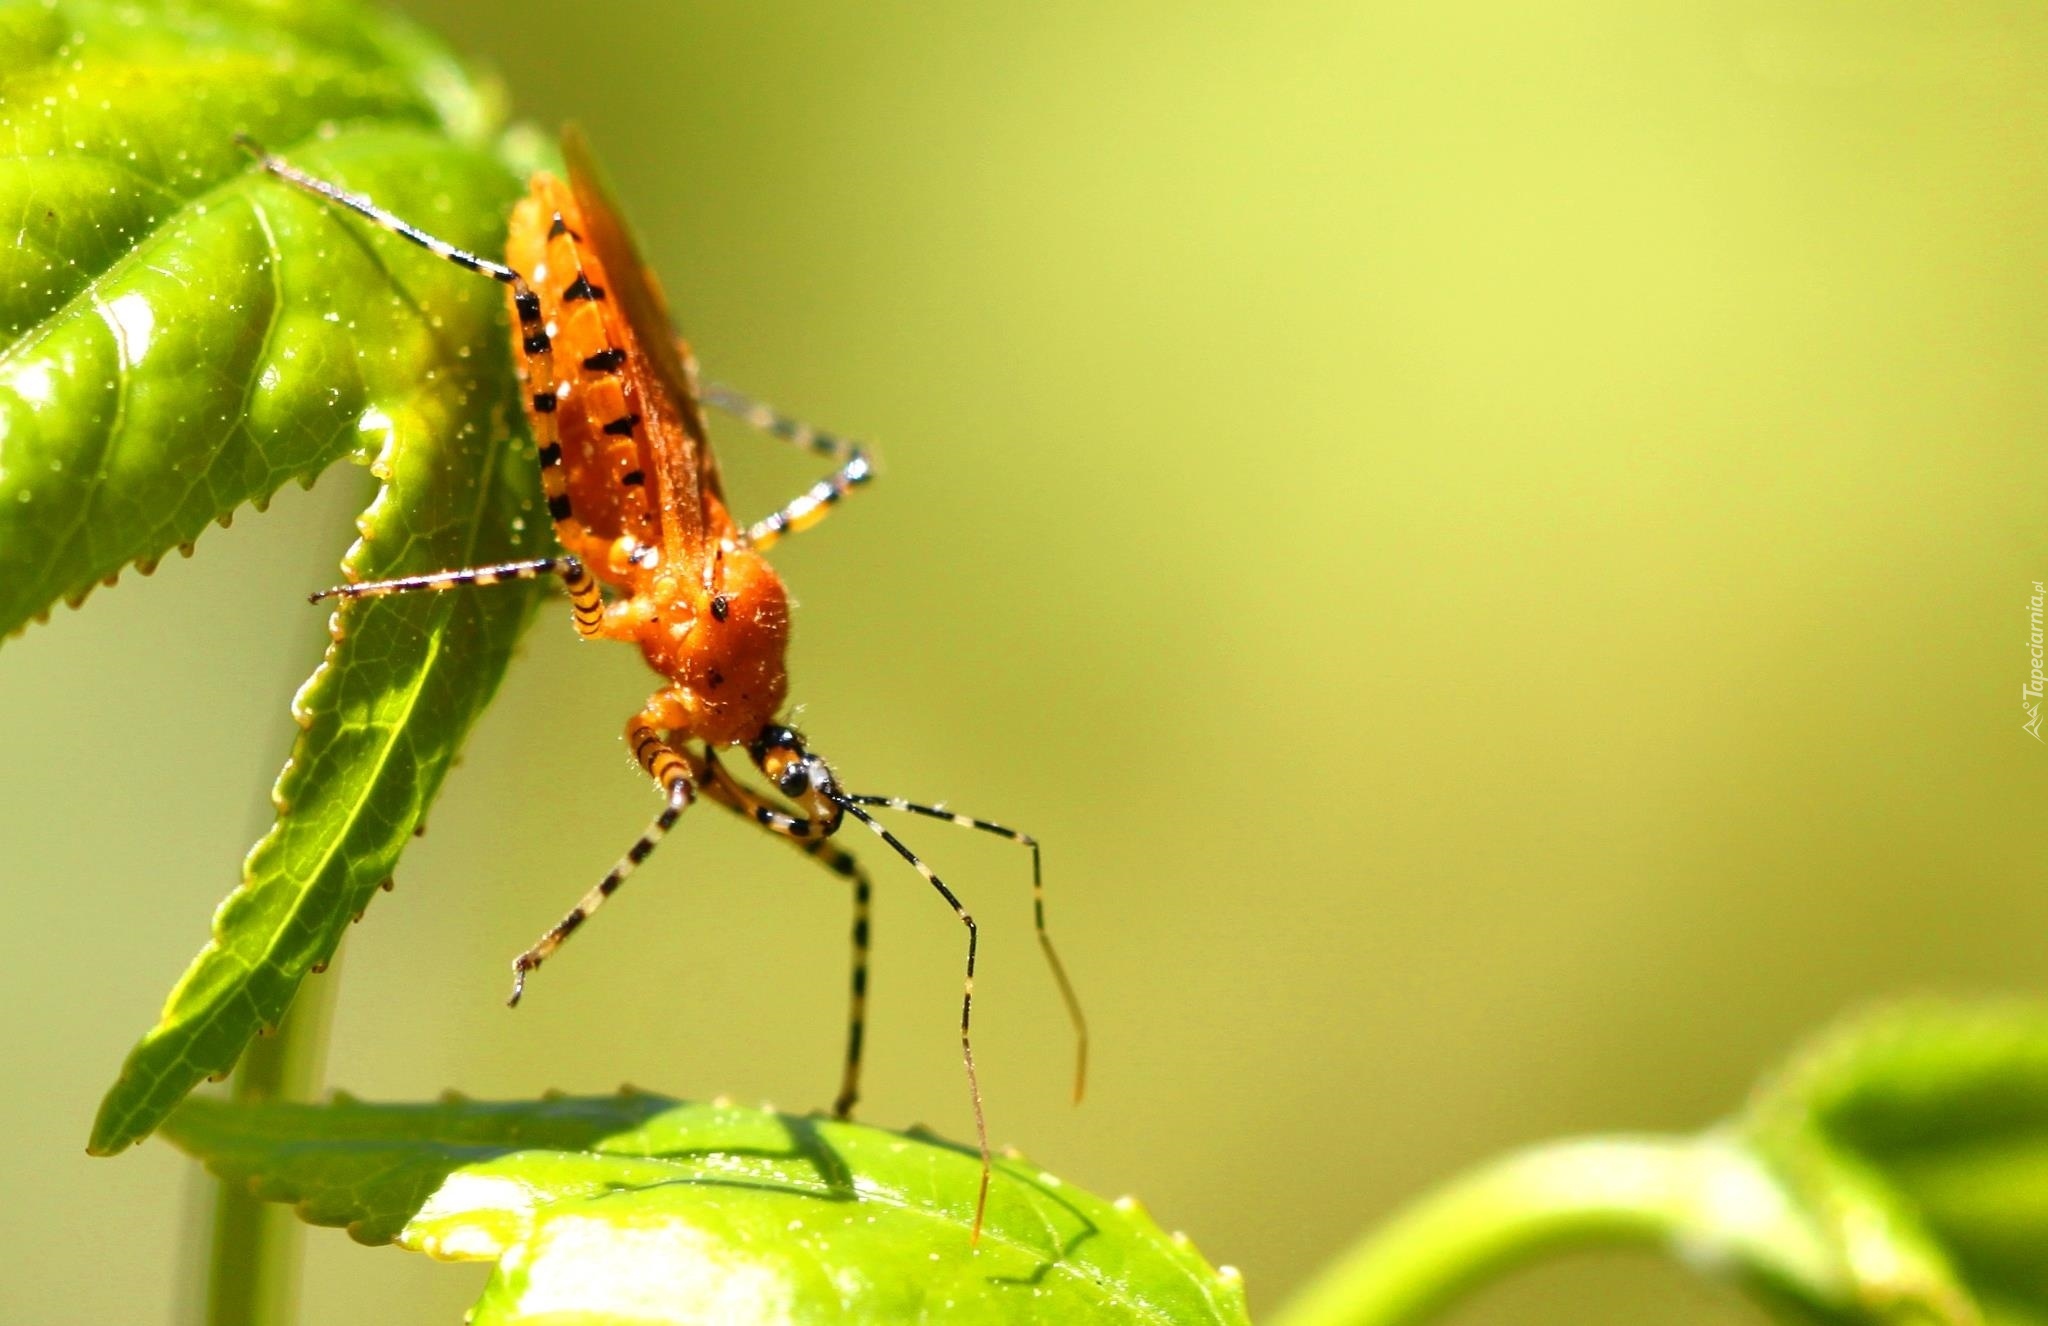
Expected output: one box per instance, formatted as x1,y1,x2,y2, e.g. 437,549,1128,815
238,139,590,583
506,710,700,1005
700,755,873,1119
838,801,994,1245
848,795,1087,1104
700,383,876,551
309,555,604,638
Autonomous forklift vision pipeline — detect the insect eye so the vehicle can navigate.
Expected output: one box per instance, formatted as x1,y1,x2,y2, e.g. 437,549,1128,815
710,593,731,622
778,765,811,797
752,723,801,759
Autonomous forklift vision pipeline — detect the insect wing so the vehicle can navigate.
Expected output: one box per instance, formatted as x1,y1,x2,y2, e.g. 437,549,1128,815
562,125,721,557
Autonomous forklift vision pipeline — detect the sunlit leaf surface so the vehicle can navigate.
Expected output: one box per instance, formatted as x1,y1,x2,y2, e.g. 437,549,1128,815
167,1092,1251,1325
0,0,549,1152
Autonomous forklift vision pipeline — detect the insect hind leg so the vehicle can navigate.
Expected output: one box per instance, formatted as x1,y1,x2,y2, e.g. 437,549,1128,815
237,136,522,284
238,139,589,559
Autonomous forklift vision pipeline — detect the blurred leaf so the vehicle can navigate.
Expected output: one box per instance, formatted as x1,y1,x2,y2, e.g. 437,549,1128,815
1740,1001,2048,1326
1279,1001,2048,1326
1269,1131,1856,1326
165,1092,1252,1325
0,0,548,1151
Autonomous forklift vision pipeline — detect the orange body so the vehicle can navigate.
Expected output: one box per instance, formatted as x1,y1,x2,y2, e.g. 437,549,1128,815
247,128,1082,1247
504,166,790,746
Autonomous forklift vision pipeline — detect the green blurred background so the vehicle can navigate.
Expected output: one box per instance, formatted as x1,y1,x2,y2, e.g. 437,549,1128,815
6,2,2047,1321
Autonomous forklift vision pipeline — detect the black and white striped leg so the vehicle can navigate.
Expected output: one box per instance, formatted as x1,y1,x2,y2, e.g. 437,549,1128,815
849,795,1088,1104
703,383,866,462
697,755,873,1119
238,139,589,570
697,383,876,551
746,449,875,551
309,555,604,637
240,137,521,283
838,800,992,1245
507,716,699,1006
826,850,874,1120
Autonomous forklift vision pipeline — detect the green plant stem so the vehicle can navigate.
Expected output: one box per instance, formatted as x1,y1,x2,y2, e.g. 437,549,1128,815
202,951,340,1326
1269,1134,1851,1326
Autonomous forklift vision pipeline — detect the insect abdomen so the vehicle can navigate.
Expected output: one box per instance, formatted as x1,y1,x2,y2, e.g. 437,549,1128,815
505,182,660,580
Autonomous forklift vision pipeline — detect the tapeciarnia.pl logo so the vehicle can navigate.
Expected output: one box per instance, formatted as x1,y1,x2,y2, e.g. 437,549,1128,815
2027,580,2045,741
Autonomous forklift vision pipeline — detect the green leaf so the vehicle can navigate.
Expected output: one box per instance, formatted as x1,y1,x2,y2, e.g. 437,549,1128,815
1740,1000,2048,1325
1276,1001,2048,1326
0,0,549,1151
163,1092,1251,1326
1269,1132,1859,1326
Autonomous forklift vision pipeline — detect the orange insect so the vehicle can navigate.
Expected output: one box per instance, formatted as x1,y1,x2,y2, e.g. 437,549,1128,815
238,128,1085,1238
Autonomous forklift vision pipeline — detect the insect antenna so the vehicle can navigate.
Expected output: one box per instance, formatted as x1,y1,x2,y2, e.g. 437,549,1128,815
830,797,993,1245
842,794,1088,1105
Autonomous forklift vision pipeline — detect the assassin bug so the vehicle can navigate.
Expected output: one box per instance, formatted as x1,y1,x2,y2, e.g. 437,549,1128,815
237,128,1086,1239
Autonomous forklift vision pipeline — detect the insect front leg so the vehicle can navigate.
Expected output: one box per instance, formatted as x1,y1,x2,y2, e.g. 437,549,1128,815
310,555,605,639
834,800,994,1243
507,703,703,1005
699,383,876,551
845,794,1088,1105
698,752,874,1120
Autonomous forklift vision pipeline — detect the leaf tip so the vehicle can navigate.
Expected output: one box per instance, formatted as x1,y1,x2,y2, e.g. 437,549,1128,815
86,1090,147,1157
83,1132,128,1158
